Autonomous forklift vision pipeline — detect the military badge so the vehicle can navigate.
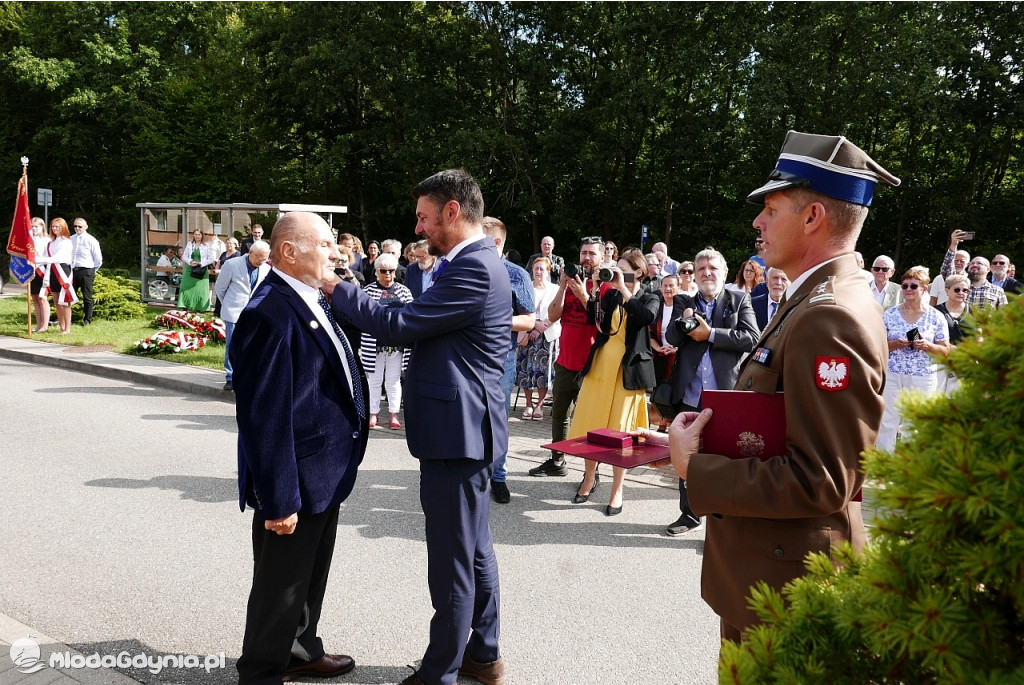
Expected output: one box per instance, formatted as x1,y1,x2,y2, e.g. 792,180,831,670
816,355,849,391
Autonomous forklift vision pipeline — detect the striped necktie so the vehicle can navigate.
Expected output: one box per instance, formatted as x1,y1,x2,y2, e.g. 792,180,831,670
316,291,366,419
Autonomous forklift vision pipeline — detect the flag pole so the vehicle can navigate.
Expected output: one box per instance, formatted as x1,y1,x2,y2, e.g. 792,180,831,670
22,160,32,338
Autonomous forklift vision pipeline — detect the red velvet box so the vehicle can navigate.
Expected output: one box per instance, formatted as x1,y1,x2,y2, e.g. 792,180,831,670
586,428,636,449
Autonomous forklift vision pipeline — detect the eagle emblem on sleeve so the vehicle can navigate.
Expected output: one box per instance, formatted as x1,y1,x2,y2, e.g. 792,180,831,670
816,356,850,391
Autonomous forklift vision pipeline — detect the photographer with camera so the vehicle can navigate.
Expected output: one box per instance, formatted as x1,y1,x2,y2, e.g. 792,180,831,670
529,236,608,478
661,248,759,536
567,249,661,515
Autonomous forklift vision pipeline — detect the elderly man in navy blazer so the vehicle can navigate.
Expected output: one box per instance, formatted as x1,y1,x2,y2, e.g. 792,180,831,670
327,169,510,685
231,212,369,685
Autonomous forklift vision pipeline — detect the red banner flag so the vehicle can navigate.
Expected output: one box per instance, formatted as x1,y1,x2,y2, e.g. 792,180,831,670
6,173,34,263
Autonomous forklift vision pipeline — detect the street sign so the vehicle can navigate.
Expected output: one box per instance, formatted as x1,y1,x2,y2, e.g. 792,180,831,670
37,188,52,207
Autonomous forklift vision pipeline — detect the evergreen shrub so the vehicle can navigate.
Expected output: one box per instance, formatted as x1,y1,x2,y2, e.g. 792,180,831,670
71,272,148,322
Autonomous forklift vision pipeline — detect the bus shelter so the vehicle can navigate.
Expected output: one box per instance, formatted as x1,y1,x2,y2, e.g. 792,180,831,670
137,202,347,303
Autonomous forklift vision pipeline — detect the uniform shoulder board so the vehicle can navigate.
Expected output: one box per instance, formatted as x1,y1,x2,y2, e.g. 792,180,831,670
808,276,837,305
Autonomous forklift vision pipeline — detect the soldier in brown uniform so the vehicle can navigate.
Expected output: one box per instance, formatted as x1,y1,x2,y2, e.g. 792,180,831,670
647,131,900,641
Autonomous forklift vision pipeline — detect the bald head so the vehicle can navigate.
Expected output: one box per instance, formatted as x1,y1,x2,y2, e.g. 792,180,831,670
270,212,340,286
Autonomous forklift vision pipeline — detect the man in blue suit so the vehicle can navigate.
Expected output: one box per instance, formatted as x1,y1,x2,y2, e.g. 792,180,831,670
751,266,791,331
328,169,510,685
232,212,369,685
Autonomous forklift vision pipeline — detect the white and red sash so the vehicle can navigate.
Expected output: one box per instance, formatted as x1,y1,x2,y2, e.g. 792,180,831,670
42,242,78,306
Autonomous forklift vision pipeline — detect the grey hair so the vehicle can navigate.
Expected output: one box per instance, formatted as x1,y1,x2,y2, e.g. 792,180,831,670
693,247,727,273
374,252,399,271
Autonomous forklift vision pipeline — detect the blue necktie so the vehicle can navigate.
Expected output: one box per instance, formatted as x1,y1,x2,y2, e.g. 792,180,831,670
768,300,778,322
248,264,258,289
434,257,450,280
316,291,366,419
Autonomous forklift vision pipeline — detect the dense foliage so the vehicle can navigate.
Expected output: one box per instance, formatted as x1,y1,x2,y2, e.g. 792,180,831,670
721,296,1024,683
0,2,1020,275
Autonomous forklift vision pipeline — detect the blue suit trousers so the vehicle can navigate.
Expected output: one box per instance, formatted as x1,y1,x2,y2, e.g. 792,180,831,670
418,458,501,684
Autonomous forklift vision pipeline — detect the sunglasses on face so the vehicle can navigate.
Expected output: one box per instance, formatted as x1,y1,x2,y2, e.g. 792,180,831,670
377,269,396,274
754,239,764,244
951,287,969,294
901,283,921,290
871,266,890,272
679,269,693,275
992,261,1006,265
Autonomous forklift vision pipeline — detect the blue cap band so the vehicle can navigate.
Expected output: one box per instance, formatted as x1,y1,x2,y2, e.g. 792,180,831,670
776,158,876,206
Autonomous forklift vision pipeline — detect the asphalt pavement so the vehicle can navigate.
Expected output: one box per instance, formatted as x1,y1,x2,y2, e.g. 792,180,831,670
0,332,719,685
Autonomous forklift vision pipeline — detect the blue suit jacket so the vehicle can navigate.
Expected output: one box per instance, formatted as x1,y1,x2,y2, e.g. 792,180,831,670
231,269,368,519
331,237,511,461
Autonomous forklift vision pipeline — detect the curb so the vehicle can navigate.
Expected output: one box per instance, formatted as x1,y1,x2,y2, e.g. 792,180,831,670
0,335,233,404
1,614,140,684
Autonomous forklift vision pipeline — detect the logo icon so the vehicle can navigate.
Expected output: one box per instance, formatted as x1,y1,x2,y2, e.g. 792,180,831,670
10,638,46,674
816,356,850,391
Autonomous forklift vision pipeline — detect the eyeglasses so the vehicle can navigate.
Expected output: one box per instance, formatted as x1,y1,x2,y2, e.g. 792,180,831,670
871,266,890,272
377,269,396,274
951,287,969,294
992,261,1006,265
73,224,86,229
901,283,920,290
604,247,615,252
679,269,694,275
581,236,603,245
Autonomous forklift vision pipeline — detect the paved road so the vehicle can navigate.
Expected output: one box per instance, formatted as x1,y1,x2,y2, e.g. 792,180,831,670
0,356,719,684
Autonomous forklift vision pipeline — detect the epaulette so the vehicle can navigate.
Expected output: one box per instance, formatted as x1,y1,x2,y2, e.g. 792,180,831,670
807,276,837,305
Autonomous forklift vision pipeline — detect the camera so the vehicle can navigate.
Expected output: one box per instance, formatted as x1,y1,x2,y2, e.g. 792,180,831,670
598,267,615,282
676,310,705,334
564,263,589,278
961,231,976,240
906,327,920,342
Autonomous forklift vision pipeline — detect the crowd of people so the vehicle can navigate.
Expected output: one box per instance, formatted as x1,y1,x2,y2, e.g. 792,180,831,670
205,129,1024,684
27,216,103,334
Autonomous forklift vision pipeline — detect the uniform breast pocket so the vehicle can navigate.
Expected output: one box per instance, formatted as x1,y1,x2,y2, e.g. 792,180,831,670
738,361,779,393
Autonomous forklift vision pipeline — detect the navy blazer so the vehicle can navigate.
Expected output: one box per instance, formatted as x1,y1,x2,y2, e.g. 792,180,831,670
751,292,785,331
331,237,512,462
231,270,368,519
665,288,760,406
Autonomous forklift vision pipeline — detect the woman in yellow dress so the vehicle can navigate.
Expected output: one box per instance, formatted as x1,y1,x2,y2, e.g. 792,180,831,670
568,248,660,516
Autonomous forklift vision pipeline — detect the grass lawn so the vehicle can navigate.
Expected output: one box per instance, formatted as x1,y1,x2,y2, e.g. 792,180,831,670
0,294,226,371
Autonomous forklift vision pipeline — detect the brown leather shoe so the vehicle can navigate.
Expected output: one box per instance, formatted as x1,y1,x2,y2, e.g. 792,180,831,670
282,653,355,681
458,653,506,685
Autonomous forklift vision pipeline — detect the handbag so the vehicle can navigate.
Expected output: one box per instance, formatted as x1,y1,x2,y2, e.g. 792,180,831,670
650,380,678,420
190,264,209,279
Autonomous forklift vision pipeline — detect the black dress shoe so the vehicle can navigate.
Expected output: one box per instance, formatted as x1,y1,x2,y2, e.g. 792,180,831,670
282,653,355,681
571,475,600,504
605,504,623,516
397,671,426,685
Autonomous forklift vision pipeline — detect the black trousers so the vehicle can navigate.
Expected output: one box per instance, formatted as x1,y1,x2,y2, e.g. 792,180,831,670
237,506,339,685
72,267,96,322
675,402,701,524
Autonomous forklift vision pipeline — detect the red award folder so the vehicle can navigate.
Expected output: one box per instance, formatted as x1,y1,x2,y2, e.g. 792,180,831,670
700,390,786,461
541,434,669,468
